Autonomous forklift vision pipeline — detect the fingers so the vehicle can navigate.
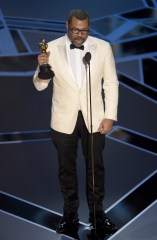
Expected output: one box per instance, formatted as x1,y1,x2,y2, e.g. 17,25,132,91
38,53,49,66
98,125,111,134
99,127,108,134
98,125,106,134
98,125,102,132
98,119,113,134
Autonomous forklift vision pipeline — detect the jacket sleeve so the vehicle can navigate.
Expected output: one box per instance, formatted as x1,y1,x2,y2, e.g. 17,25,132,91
103,42,119,121
33,66,51,91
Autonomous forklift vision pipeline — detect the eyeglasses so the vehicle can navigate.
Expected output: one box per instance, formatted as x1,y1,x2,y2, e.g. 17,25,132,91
69,27,89,35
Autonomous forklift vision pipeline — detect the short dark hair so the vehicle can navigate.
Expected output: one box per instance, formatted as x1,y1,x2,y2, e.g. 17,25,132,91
67,9,90,25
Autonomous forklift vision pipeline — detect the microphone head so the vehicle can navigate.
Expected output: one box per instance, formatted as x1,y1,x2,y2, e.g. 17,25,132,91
85,52,91,64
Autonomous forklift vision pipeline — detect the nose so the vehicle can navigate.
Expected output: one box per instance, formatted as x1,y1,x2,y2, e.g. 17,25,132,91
78,31,82,36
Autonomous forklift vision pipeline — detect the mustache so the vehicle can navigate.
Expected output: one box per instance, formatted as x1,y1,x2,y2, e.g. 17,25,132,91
74,37,84,40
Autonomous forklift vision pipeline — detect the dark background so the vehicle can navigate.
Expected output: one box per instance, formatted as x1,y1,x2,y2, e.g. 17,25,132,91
0,1,157,240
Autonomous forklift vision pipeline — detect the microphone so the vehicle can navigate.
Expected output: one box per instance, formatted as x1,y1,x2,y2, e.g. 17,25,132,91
84,52,91,65
84,50,96,232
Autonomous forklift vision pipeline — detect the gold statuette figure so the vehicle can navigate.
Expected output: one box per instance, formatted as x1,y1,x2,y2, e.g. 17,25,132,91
38,37,54,80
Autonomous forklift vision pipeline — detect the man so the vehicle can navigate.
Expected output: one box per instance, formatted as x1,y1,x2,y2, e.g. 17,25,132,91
33,9,119,234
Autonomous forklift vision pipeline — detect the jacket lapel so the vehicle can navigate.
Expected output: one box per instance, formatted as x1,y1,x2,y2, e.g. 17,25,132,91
56,36,97,90
81,37,97,91
57,36,78,89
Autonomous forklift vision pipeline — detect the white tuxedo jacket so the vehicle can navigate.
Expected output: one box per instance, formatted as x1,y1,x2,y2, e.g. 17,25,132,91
33,35,119,134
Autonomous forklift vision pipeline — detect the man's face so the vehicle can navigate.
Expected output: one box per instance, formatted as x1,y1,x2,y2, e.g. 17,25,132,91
66,16,90,47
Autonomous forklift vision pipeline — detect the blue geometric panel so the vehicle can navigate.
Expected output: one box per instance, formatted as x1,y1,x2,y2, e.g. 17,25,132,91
0,2,157,240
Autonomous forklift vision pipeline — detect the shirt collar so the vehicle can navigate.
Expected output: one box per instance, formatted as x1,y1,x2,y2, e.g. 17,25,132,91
66,34,87,50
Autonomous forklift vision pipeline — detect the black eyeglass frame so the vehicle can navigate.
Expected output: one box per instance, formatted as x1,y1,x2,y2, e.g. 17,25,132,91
68,25,90,35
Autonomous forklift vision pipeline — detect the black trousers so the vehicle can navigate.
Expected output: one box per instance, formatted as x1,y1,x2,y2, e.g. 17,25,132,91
51,111,105,215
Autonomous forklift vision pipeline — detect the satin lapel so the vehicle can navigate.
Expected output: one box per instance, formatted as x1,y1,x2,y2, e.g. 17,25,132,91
88,43,97,73
57,39,78,89
81,38,97,91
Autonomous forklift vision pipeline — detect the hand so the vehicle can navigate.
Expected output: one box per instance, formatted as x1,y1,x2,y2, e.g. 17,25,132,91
38,51,50,66
98,119,114,134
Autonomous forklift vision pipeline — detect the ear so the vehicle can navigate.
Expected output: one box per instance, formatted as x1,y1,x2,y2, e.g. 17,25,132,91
66,21,69,30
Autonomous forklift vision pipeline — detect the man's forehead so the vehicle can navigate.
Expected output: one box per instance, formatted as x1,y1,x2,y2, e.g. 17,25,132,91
70,17,89,27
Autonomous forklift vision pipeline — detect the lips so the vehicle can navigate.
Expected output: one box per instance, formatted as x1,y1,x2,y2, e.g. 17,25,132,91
74,38,83,44
75,37,82,40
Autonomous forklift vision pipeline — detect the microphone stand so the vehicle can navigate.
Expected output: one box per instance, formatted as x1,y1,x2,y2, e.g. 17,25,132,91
86,55,97,235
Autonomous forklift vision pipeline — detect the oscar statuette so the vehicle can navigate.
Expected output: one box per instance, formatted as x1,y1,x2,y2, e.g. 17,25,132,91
38,37,54,79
